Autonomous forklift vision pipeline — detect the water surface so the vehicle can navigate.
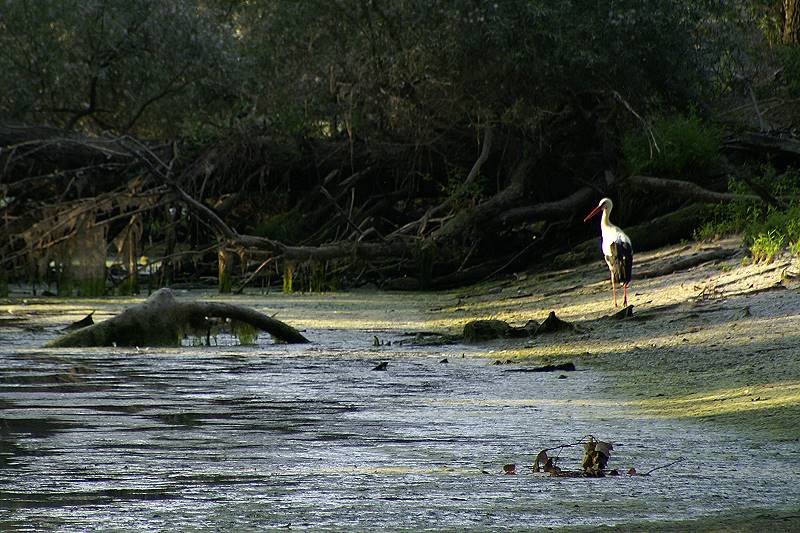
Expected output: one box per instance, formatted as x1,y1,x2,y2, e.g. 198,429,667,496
1,293,798,531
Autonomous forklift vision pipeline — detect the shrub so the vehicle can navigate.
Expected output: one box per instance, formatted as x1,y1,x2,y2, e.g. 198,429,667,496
750,230,784,263
694,166,800,261
623,113,722,178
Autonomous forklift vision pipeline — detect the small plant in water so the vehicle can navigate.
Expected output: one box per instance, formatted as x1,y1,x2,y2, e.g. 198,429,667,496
530,435,683,479
231,320,259,345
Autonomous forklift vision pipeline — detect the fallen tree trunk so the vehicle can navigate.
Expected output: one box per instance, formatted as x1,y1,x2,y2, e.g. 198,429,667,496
0,124,138,166
499,186,597,226
553,203,707,267
627,175,762,203
47,288,309,347
636,248,738,279
628,174,799,204
12,123,776,292
724,131,800,159
430,157,532,245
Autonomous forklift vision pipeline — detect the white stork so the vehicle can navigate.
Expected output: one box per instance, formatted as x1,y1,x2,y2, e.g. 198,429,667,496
583,197,633,307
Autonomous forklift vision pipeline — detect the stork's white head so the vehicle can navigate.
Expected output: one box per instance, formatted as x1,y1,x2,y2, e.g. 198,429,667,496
583,197,613,222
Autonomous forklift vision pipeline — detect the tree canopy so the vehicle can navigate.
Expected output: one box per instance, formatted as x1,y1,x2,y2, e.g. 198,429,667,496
0,1,723,138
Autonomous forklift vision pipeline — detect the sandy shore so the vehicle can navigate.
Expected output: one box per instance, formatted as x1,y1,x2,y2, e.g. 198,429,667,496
427,237,800,442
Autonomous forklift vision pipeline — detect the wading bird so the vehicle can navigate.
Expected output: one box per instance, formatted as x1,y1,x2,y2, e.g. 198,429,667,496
583,198,632,307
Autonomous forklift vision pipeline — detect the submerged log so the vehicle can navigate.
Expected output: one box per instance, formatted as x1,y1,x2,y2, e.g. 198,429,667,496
505,362,576,372
462,311,579,342
47,288,309,347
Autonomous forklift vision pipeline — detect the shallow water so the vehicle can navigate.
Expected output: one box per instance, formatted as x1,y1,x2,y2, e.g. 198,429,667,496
1,294,798,531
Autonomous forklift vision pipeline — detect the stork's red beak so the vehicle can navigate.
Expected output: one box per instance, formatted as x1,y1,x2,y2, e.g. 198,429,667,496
583,205,603,223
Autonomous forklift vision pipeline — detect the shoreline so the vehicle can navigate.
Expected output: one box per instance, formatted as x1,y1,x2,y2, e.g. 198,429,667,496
427,237,800,442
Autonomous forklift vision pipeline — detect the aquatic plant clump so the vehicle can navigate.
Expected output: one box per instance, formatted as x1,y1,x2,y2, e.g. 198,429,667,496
533,435,616,478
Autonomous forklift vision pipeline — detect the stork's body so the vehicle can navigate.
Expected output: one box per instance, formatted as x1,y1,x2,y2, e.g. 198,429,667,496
584,198,633,306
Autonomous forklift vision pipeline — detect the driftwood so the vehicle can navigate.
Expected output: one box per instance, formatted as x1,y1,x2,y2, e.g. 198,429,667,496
47,288,309,347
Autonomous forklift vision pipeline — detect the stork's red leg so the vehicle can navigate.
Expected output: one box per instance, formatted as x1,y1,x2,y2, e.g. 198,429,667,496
611,273,617,307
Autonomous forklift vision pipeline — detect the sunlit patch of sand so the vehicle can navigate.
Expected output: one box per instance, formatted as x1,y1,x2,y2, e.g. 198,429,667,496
629,382,800,418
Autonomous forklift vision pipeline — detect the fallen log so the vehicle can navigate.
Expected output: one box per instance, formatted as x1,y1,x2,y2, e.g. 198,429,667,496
499,186,597,226
46,288,309,347
627,175,762,203
636,248,738,279
724,132,800,159
553,203,707,267
627,174,798,204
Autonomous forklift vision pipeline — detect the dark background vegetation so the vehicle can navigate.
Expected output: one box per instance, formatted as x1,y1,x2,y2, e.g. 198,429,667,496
1,0,799,295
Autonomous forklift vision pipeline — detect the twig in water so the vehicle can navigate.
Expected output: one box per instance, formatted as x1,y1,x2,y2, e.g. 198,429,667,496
642,456,685,476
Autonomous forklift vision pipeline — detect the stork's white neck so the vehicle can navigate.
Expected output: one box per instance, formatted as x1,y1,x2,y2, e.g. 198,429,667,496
598,204,631,256
601,206,612,229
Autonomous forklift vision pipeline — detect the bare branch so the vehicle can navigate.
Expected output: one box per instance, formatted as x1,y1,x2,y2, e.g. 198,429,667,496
387,125,493,238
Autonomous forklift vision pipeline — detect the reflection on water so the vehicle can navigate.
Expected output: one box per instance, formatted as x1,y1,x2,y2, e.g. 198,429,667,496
1,328,799,530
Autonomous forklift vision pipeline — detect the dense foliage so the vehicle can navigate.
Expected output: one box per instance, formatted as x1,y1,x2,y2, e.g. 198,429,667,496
1,0,799,293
